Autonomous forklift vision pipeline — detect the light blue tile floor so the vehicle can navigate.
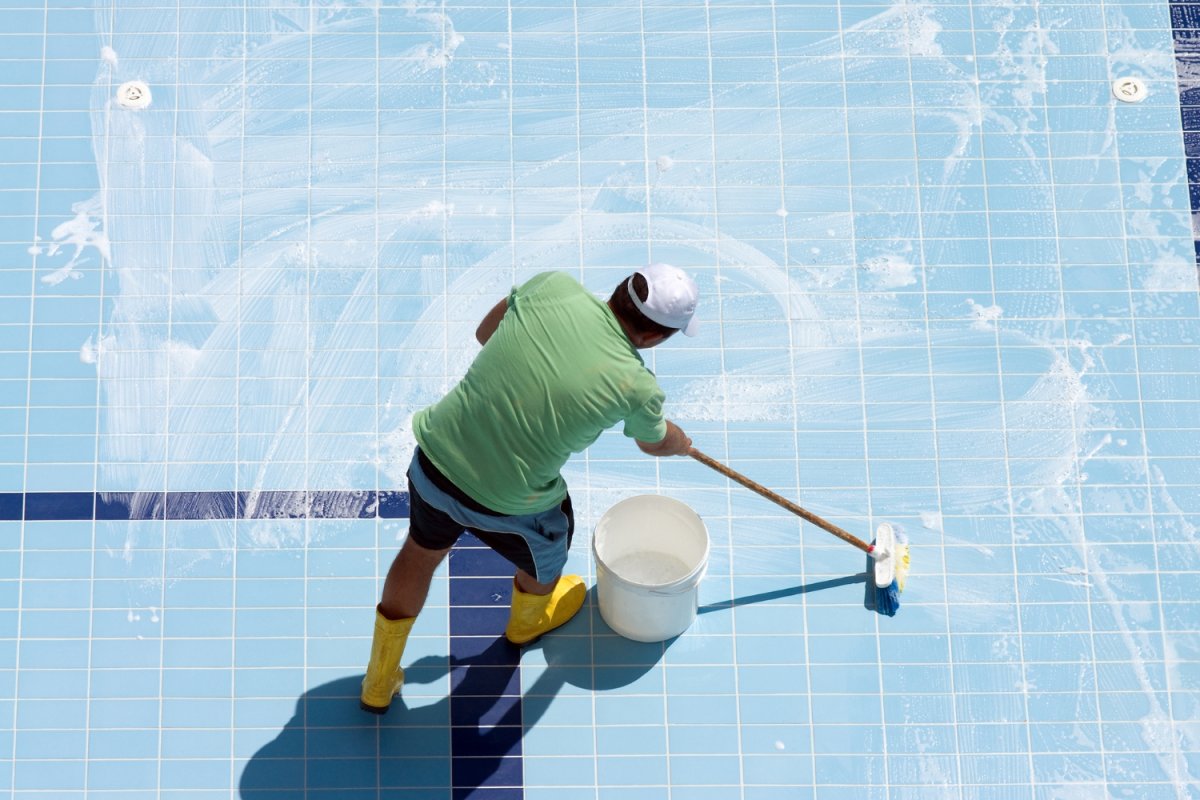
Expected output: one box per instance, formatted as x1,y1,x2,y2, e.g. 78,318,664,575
1,0,1199,797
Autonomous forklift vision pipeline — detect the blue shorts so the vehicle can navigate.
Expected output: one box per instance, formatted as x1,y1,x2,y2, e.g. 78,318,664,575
405,448,575,584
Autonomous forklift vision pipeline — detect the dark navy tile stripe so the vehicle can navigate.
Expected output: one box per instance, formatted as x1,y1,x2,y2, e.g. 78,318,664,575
0,490,409,521
1,493,525,797
1173,3,1200,31
448,535,523,800
23,492,94,521
1173,0,1200,266
0,494,19,521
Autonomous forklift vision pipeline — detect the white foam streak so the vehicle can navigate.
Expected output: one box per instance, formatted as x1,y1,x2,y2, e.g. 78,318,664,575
43,193,110,284
966,298,1004,330
403,0,465,70
861,255,918,289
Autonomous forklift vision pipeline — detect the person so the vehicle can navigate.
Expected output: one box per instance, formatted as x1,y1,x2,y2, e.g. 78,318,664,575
360,263,699,714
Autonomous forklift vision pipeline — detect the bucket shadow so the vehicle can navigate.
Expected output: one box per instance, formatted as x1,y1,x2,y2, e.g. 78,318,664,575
697,572,868,615
238,590,667,800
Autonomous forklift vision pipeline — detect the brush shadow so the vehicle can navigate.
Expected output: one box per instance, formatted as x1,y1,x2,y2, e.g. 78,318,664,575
697,572,868,615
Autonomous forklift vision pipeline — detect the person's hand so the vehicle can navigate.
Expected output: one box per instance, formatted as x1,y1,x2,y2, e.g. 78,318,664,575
636,420,692,457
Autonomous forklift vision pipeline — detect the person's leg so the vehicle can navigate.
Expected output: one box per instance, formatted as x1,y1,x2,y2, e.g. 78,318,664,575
514,568,556,596
380,535,452,620
501,495,586,645
506,570,586,645
362,466,462,714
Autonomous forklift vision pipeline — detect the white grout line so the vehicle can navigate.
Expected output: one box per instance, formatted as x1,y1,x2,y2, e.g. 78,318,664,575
566,3,601,798
303,2,315,787
765,0,818,791
229,0,248,791
442,0,451,415
154,0,183,792
700,7,747,799
81,0,118,792
373,0,384,789
970,0,1039,794
937,1,995,790
10,0,51,794
634,4,676,798
835,0,890,793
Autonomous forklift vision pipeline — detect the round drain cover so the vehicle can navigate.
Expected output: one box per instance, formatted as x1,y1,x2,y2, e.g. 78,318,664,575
1112,77,1147,103
116,80,152,109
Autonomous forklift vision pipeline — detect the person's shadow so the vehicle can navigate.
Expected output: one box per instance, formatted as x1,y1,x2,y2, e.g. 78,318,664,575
238,589,669,799
239,575,861,799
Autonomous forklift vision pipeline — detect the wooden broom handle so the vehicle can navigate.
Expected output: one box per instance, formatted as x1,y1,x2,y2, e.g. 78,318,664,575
688,447,874,554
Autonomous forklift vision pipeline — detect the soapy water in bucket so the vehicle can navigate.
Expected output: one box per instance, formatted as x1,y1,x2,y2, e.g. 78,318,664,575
609,550,692,585
593,494,709,641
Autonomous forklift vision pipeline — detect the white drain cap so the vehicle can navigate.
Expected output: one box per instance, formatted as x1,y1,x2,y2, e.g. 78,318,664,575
1112,77,1147,103
116,80,152,109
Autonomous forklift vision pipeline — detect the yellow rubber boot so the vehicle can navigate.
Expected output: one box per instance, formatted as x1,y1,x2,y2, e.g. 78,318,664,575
360,607,415,714
505,574,586,646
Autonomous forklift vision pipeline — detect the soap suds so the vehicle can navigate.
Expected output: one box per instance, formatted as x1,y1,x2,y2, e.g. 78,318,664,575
966,298,1004,330
42,193,110,284
861,255,918,289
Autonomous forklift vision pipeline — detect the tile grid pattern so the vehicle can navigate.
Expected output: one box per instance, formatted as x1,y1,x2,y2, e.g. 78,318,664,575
1,0,1200,798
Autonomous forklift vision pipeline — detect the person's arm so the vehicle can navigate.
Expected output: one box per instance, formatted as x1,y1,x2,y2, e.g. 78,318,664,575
636,419,691,457
475,298,508,345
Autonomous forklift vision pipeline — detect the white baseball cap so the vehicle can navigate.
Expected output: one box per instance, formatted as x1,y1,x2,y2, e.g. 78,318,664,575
629,262,699,337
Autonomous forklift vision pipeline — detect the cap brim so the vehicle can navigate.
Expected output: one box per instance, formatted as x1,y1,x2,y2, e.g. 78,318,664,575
681,316,699,337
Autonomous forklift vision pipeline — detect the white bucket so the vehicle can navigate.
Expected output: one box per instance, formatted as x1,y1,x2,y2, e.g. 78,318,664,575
592,494,709,642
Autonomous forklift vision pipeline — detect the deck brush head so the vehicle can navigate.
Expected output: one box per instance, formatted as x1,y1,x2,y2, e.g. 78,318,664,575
869,524,909,617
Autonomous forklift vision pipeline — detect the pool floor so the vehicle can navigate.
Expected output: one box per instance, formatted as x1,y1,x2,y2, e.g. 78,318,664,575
1,0,1199,797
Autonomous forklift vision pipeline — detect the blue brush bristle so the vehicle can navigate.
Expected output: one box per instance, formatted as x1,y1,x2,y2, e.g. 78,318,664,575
876,579,900,617
866,534,902,617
